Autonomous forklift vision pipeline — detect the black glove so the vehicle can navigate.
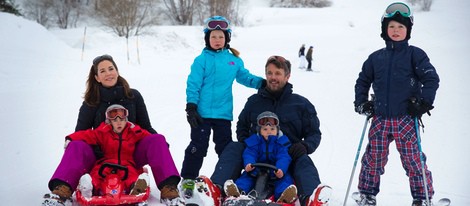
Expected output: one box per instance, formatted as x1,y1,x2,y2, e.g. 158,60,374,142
186,103,203,128
288,142,307,161
260,79,267,88
407,97,434,118
355,101,375,117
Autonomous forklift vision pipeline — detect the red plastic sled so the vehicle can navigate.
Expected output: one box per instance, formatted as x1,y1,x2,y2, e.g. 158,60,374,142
75,163,150,206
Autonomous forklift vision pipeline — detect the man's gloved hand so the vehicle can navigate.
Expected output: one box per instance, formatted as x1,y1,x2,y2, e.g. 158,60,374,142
355,101,375,117
288,142,308,161
260,79,267,88
186,103,203,128
407,97,434,118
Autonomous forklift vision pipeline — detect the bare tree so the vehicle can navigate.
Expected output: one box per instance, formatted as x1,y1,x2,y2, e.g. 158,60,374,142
407,0,433,11
22,0,54,28
22,0,82,29
162,0,200,25
270,0,332,8
202,0,243,26
1,0,22,16
94,0,157,38
52,0,82,29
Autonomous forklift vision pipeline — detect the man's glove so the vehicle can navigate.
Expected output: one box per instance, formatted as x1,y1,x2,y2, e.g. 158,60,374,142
288,142,308,161
186,103,203,128
407,97,434,118
355,101,375,117
260,79,267,88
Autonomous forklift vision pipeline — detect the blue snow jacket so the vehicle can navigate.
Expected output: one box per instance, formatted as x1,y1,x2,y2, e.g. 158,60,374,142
243,133,292,175
354,40,440,117
186,48,264,121
235,133,293,198
237,83,321,154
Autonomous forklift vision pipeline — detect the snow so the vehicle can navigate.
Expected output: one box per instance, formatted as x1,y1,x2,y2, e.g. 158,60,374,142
0,0,469,205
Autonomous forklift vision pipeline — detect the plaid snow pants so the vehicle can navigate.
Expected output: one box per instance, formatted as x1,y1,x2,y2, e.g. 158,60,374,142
358,115,434,199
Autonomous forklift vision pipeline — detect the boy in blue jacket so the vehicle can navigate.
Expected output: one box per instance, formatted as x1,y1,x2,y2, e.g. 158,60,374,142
223,111,297,204
354,2,440,206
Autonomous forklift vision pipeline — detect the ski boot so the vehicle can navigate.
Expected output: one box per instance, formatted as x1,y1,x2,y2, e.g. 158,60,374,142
130,173,150,195
412,199,433,206
352,192,376,206
277,185,298,203
160,183,185,206
223,179,241,197
42,184,73,206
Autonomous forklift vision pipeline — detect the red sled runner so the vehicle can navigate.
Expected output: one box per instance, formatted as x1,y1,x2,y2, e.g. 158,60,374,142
75,163,150,206
185,163,331,206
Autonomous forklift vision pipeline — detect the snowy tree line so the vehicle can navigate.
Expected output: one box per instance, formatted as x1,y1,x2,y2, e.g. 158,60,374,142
2,0,433,38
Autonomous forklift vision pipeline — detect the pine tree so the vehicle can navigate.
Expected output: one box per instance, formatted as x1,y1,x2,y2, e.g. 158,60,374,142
0,0,21,16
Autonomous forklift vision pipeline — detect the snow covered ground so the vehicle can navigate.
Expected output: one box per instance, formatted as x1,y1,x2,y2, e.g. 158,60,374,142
0,0,469,205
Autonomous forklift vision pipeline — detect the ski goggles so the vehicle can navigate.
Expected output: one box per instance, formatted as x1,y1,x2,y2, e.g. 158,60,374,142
267,55,290,72
382,2,413,22
258,117,279,127
93,54,113,66
268,55,287,63
106,108,128,120
206,20,230,30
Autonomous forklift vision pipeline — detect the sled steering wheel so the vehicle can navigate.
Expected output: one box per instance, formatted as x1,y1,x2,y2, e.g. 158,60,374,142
98,162,129,180
249,163,279,177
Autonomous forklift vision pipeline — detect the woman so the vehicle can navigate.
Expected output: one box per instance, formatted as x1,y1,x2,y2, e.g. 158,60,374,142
42,55,183,206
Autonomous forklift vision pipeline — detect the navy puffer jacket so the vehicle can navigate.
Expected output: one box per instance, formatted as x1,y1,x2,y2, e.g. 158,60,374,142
237,83,321,154
75,85,157,134
354,40,440,117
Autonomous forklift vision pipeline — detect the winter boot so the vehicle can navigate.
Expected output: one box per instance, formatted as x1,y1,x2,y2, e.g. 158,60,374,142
181,179,195,198
130,173,149,195
354,193,377,206
78,173,93,198
277,185,298,203
160,184,185,205
42,184,72,206
305,184,332,206
412,199,433,206
223,179,241,197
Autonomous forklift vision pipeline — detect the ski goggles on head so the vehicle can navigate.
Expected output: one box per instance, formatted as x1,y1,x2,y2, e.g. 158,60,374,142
268,55,287,63
206,20,230,30
382,2,413,22
267,55,290,70
93,54,113,66
258,117,279,127
106,108,128,120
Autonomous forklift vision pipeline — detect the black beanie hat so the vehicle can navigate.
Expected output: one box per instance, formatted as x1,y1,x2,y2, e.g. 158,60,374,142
381,13,413,41
204,29,231,50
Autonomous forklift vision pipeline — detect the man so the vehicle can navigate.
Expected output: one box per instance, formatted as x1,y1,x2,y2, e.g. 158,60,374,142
211,55,330,206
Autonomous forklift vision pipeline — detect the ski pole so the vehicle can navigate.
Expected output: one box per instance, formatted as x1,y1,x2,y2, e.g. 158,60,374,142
414,117,431,205
343,116,370,206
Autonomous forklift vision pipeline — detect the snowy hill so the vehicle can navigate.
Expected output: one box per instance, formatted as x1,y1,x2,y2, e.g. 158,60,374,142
0,0,469,205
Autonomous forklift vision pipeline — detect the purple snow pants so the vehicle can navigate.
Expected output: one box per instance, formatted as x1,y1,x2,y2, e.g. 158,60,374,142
49,134,180,191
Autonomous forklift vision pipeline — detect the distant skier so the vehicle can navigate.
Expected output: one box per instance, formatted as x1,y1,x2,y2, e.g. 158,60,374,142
306,46,313,71
298,44,307,69
353,2,440,206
